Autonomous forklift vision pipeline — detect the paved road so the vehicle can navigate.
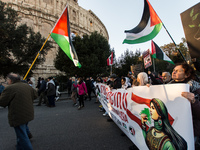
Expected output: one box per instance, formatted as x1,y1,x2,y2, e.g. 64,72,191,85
0,98,133,150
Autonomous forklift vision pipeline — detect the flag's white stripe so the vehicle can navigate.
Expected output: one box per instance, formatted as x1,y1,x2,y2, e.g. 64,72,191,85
64,36,79,66
108,54,112,65
125,19,154,40
163,53,172,62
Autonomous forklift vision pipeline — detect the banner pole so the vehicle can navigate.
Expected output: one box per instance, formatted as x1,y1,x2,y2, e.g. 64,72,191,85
110,65,111,75
23,33,51,80
153,58,156,73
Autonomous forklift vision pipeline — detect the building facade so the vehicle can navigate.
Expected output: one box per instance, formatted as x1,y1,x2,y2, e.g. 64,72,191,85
2,0,109,79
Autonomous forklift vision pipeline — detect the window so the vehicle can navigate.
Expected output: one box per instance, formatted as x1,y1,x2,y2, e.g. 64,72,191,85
90,21,93,27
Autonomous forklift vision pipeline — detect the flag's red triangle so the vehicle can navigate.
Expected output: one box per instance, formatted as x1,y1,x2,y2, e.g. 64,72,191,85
146,0,162,26
151,40,156,55
52,7,69,37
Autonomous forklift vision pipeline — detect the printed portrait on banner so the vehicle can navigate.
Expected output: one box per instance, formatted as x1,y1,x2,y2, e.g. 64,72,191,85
140,98,187,150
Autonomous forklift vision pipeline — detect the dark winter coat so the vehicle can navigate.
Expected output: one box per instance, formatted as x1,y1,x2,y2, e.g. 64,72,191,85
38,80,47,95
85,80,92,92
47,80,56,96
0,82,37,127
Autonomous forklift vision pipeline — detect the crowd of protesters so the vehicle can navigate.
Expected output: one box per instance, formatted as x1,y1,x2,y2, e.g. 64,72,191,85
95,62,200,150
1,62,200,149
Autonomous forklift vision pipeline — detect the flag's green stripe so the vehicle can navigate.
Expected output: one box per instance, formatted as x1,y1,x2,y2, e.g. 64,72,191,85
123,23,162,44
51,33,72,60
152,54,156,59
166,60,175,64
152,54,174,64
77,62,81,68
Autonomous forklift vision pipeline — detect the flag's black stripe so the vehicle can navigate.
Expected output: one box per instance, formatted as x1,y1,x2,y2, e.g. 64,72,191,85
153,41,163,59
125,0,150,34
67,7,78,60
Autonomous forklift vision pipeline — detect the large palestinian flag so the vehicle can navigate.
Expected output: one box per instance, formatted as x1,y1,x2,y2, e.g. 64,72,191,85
51,6,81,68
151,40,174,64
123,0,162,44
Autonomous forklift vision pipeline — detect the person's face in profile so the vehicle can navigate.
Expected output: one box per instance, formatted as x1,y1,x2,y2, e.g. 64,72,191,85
150,102,160,121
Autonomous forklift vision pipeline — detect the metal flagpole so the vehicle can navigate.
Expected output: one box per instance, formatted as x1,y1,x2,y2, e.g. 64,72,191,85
110,65,111,75
23,33,51,80
149,1,187,63
161,23,187,63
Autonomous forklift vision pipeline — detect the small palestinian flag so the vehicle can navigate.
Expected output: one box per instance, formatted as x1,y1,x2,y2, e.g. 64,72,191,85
123,0,162,44
107,52,113,66
51,6,81,68
151,40,174,64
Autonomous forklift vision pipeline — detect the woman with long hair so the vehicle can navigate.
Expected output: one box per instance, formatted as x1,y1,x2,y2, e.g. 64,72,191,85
137,72,148,86
141,98,187,150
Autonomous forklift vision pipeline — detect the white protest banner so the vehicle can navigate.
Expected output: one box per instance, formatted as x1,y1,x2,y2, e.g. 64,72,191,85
97,83,194,150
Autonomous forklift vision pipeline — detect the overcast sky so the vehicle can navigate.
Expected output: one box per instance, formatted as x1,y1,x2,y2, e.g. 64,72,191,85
78,0,199,58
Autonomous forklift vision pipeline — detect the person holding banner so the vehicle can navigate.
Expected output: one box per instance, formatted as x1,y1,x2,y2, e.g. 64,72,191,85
109,74,121,90
148,71,163,85
121,77,129,89
170,63,200,148
137,72,148,86
141,98,187,150
162,72,172,84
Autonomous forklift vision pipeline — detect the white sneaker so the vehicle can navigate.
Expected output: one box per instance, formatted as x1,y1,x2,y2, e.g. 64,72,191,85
103,112,108,116
55,97,59,101
73,103,78,106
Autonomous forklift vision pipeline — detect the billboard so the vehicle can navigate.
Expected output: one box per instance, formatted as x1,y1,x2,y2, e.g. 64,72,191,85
181,2,200,58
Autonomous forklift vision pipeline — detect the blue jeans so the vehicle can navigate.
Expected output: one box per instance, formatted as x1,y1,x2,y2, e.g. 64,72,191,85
26,123,31,135
14,124,33,150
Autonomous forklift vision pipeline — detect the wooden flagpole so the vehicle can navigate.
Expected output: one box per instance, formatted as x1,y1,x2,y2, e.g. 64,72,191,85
23,33,51,80
23,4,69,80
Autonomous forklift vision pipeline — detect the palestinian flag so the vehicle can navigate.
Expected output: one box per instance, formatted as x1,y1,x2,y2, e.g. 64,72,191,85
51,6,81,68
123,0,162,44
107,52,113,66
151,40,174,64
